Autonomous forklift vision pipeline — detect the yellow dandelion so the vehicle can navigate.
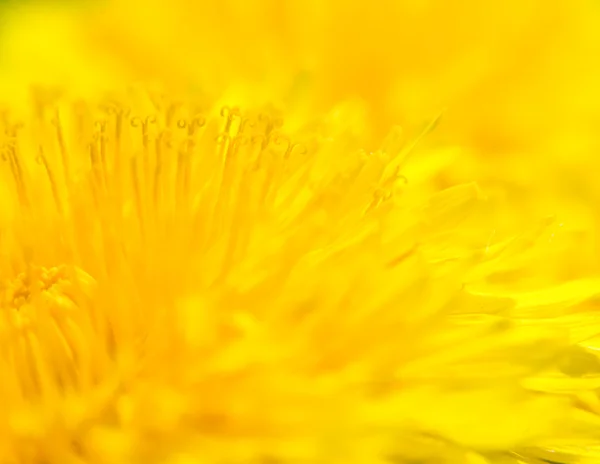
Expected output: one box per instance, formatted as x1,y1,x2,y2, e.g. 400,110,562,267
1,0,600,463
0,85,596,464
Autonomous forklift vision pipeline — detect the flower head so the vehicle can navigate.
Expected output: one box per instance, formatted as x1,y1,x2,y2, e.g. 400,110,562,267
0,86,596,463
1,0,600,462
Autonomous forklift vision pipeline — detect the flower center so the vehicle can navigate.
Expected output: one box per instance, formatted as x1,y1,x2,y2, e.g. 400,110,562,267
0,265,100,399
4,265,68,312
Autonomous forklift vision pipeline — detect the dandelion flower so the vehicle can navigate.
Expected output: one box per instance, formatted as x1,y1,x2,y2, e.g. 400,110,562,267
0,86,597,464
1,1,600,463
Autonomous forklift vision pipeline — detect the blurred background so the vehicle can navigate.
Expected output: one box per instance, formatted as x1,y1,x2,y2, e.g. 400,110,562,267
0,0,599,152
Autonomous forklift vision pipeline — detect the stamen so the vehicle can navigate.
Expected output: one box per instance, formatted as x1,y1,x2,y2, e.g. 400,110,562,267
131,155,145,238
177,115,206,137
177,138,194,208
259,113,284,139
130,116,157,157
35,147,63,215
154,130,169,209
5,136,29,209
114,108,126,163
89,139,104,192
102,104,130,181
238,116,255,135
130,116,157,218
250,135,267,168
52,110,70,182
166,102,182,127
94,120,109,171
289,143,308,159
270,133,292,158
220,106,242,135
87,144,102,211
